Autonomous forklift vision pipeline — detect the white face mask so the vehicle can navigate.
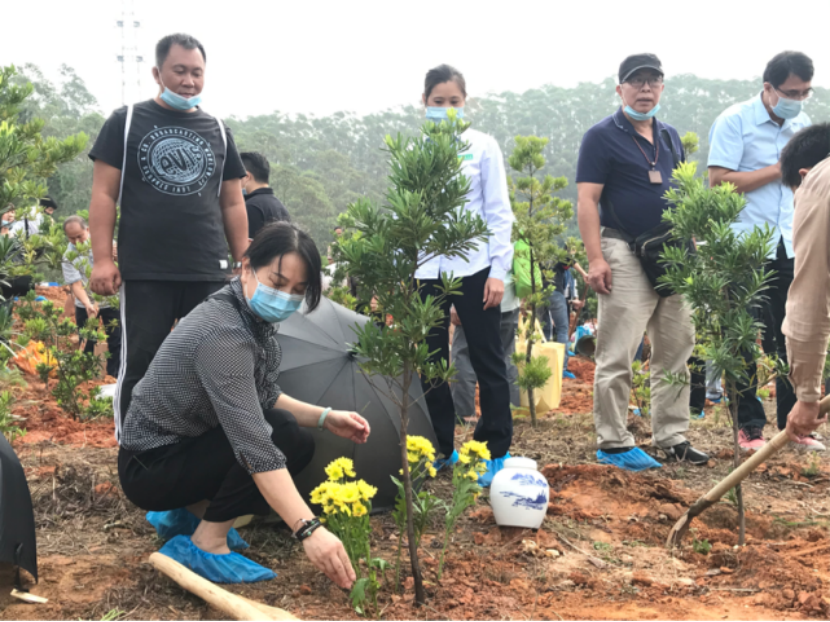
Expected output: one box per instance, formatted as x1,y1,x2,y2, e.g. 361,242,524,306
157,69,202,110
770,89,804,120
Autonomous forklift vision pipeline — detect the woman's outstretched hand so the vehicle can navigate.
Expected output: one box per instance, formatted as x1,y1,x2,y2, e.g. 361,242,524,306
303,527,356,589
325,411,371,443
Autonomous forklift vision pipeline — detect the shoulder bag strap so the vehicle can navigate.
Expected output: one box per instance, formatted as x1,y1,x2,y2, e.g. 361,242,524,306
660,128,683,168
117,104,134,206
216,117,227,197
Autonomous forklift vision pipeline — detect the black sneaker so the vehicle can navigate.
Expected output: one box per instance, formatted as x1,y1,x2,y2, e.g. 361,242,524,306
662,441,709,465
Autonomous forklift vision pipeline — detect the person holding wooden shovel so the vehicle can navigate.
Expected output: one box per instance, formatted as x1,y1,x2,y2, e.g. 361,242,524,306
779,123,830,441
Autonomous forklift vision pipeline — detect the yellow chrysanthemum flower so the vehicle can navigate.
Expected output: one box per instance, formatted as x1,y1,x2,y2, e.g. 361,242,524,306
310,481,335,505
352,502,368,517
332,457,357,478
465,469,479,481
459,440,491,461
428,465,437,478
406,436,437,462
325,463,345,482
341,482,362,504
357,480,378,502
457,453,471,465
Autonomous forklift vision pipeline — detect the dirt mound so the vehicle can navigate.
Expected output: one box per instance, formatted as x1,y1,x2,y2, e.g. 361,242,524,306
567,356,595,384
34,284,70,308
555,384,593,414
11,379,116,449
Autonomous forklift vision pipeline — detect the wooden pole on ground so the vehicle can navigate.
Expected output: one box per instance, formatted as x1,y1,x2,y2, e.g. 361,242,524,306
149,552,300,621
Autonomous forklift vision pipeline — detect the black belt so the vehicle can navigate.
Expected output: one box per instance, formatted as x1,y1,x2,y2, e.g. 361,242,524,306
601,227,629,241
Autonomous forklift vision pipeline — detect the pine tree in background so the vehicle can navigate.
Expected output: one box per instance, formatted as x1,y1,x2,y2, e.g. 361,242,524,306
332,111,488,605
508,136,573,425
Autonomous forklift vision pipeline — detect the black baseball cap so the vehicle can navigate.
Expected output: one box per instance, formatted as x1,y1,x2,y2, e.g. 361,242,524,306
619,53,664,83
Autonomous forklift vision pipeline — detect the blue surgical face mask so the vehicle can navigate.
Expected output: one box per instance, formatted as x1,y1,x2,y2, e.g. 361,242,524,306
624,103,660,121
246,273,304,323
158,71,202,111
425,106,464,122
772,92,803,120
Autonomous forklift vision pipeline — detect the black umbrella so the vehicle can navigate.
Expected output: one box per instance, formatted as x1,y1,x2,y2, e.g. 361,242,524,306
277,297,437,511
0,435,37,585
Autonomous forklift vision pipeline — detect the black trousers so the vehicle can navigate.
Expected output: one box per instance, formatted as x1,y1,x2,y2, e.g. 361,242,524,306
419,267,512,458
689,355,706,413
116,280,225,429
736,241,796,431
75,306,122,378
118,408,315,522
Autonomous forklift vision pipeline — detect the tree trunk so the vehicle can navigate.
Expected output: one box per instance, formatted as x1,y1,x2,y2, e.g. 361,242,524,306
526,329,536,427
727,380,746,545
527,244,538,427
400,365,426,605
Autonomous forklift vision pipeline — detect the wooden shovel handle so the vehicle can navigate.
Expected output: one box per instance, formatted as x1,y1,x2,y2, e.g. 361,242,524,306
149,552,299,621
701,393,830,504
668,393,830,548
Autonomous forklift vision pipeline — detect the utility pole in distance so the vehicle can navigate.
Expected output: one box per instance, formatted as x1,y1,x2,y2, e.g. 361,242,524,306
117,0,143,106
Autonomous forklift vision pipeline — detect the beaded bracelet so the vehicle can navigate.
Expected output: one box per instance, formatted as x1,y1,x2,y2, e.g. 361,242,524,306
293,517,323,542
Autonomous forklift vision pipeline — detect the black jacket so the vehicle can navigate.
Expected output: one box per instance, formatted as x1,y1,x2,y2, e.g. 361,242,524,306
244,188,290,239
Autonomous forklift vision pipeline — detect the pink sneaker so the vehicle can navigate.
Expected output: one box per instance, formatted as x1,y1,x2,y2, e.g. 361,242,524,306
792,434,827,452
738,427,766,451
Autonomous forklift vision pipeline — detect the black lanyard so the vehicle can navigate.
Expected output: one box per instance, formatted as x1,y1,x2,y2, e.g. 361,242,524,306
631,133,659,170
630,125,663,184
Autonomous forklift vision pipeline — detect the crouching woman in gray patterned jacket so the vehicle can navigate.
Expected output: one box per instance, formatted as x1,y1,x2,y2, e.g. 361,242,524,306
117,222,370,587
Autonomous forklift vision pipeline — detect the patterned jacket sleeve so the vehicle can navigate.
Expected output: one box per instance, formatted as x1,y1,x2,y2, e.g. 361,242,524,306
194,326,287,473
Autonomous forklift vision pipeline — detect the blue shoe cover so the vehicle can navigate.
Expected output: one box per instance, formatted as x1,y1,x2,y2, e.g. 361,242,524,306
159,535,275,584
563,371,576,380
147,509,249,550
479,452,511,488
34,296,47,302
433,449,459,472
597,447,661,472
632,408,642,417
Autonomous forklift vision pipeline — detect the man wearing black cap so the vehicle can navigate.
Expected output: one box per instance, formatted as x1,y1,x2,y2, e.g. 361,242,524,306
576,53,708,471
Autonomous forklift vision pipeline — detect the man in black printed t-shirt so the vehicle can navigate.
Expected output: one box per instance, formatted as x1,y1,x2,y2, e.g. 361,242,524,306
87,33,249,441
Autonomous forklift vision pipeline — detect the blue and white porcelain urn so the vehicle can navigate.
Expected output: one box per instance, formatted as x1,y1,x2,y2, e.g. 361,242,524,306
490,457,549,529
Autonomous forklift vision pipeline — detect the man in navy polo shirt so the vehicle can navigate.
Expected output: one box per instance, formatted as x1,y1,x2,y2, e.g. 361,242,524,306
577,53,708,471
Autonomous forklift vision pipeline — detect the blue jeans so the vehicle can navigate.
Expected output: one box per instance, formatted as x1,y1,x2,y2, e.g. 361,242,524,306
540,290,569,371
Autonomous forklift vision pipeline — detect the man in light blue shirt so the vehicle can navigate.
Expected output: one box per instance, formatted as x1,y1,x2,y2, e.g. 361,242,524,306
708,51,818,452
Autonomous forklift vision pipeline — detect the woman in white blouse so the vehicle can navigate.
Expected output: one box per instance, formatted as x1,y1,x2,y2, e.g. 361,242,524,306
415,65,515,486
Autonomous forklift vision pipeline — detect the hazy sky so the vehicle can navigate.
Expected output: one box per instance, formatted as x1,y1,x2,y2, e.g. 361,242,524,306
4,0,829,120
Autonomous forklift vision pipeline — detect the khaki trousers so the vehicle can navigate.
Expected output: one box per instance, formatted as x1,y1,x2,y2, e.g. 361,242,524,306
593,237,694,450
